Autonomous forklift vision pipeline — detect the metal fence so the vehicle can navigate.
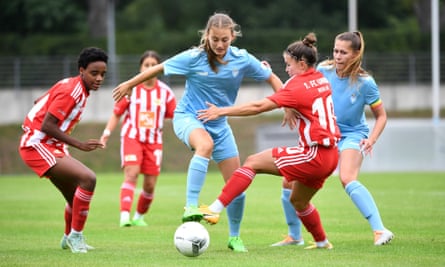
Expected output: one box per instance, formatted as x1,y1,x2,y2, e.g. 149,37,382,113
0,52,443,90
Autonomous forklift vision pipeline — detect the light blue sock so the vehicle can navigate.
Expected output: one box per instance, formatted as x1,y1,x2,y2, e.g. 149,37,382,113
185,155,209,207
281,188,302,240
345,180,385,231
226,193,245,237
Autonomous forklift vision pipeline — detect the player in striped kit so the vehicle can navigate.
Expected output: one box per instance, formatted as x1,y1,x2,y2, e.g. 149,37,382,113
100,50,176,227
18,47,108,253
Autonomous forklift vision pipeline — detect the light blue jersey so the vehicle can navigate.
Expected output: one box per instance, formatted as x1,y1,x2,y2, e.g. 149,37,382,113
166,46,272,161
164,46,272,122
317,65,381,137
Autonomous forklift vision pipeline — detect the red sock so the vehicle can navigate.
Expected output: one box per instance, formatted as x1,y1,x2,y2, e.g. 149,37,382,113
136,191,153,215
71,187,93,232
120,182,136,212
64,203,72,235
218,167,255,206
297,203,326,242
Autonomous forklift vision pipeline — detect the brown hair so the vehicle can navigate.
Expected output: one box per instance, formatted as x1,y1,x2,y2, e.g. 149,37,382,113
285,32,318,67
198,13,242,73
139,50,161,66
321,31,368,83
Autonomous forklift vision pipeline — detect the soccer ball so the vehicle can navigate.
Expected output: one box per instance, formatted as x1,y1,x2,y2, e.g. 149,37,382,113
174,222,210,257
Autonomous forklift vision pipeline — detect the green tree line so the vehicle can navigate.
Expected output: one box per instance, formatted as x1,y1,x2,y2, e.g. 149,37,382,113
0,0,444,56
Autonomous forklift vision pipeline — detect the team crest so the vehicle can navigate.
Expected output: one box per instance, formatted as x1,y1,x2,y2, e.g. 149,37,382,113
232,69,239,77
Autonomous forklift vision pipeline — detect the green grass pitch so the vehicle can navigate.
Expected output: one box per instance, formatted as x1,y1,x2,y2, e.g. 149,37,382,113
0,172,444,267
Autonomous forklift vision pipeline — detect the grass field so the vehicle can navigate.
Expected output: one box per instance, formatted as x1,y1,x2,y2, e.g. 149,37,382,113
0,172,444,267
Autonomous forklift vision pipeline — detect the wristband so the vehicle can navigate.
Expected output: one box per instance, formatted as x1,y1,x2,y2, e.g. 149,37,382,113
103,129,111,137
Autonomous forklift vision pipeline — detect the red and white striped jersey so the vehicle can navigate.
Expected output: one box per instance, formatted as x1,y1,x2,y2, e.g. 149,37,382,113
114,80,176,144
20,76,89,148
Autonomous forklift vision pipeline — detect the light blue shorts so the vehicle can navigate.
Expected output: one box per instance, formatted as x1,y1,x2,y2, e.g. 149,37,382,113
173,111,239,163
337,132,367,152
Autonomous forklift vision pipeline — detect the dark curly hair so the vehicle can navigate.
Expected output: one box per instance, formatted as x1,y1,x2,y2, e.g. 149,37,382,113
77,47,108,69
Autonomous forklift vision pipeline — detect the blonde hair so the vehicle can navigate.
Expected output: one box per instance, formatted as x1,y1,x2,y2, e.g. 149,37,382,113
198,13,242,72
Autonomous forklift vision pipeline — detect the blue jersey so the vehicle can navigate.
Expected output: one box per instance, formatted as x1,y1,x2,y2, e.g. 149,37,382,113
317,64,381,137
163,46,272,122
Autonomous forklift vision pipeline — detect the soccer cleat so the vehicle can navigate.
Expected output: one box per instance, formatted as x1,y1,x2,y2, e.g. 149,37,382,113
120,218,132,227
304,241,333,250
374,229,394,245
61,235,94,250
132,218,148,227
228,236,248,252
198,205,220,225
182,206,203,222
270,235,305,247
66,232,88,253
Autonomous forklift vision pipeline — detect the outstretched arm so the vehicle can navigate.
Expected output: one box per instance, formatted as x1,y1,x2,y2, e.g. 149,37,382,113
197,99,278,123
112,63,164,101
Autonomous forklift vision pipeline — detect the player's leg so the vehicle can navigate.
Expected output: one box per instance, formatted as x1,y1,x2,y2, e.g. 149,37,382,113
47,156,96,253
290,181,332,249
119,137,143,226
271,179,304,247
133,144,162,226
132,173,157,226
339,138,394,245
173,113,212,222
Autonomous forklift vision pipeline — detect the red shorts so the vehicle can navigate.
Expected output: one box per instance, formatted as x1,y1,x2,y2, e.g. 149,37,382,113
121,136,163,175
273,145,339,189
19,143,67,177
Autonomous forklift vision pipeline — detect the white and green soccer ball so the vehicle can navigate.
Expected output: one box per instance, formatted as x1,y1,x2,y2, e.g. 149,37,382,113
174,222,210,257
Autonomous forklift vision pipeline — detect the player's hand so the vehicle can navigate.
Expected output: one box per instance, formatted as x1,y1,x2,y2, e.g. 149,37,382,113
112,82,131,102
281,108,298,130
78,139,105,151
100,135,109,148
197,102,221,123
360,139,373,156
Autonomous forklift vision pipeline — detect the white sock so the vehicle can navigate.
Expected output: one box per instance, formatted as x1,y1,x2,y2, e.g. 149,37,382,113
120,211,130,222
133,212,143,220
208,199,224,213
316,239,329,247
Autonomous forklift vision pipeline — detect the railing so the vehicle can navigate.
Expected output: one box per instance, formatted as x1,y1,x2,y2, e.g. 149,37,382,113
0,52,442,90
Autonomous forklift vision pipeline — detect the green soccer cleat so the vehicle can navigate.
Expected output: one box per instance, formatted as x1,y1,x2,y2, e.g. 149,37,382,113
132,218,148,227
120,218,132,227
228,236,248,252
182,206,203,222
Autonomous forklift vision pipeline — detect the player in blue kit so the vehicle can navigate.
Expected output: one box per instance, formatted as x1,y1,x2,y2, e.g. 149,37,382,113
112,12,284,252
273,31,394,247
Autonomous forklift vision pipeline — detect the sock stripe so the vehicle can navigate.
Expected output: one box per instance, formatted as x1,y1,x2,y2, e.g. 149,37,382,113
297,203,315,217
237,167,255,179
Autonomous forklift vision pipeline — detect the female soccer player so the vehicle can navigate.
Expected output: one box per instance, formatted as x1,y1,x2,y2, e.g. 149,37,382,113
112,12,284,252
274,31,394,246
100,50,176,227
18,47,108,253
197,32,341,250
